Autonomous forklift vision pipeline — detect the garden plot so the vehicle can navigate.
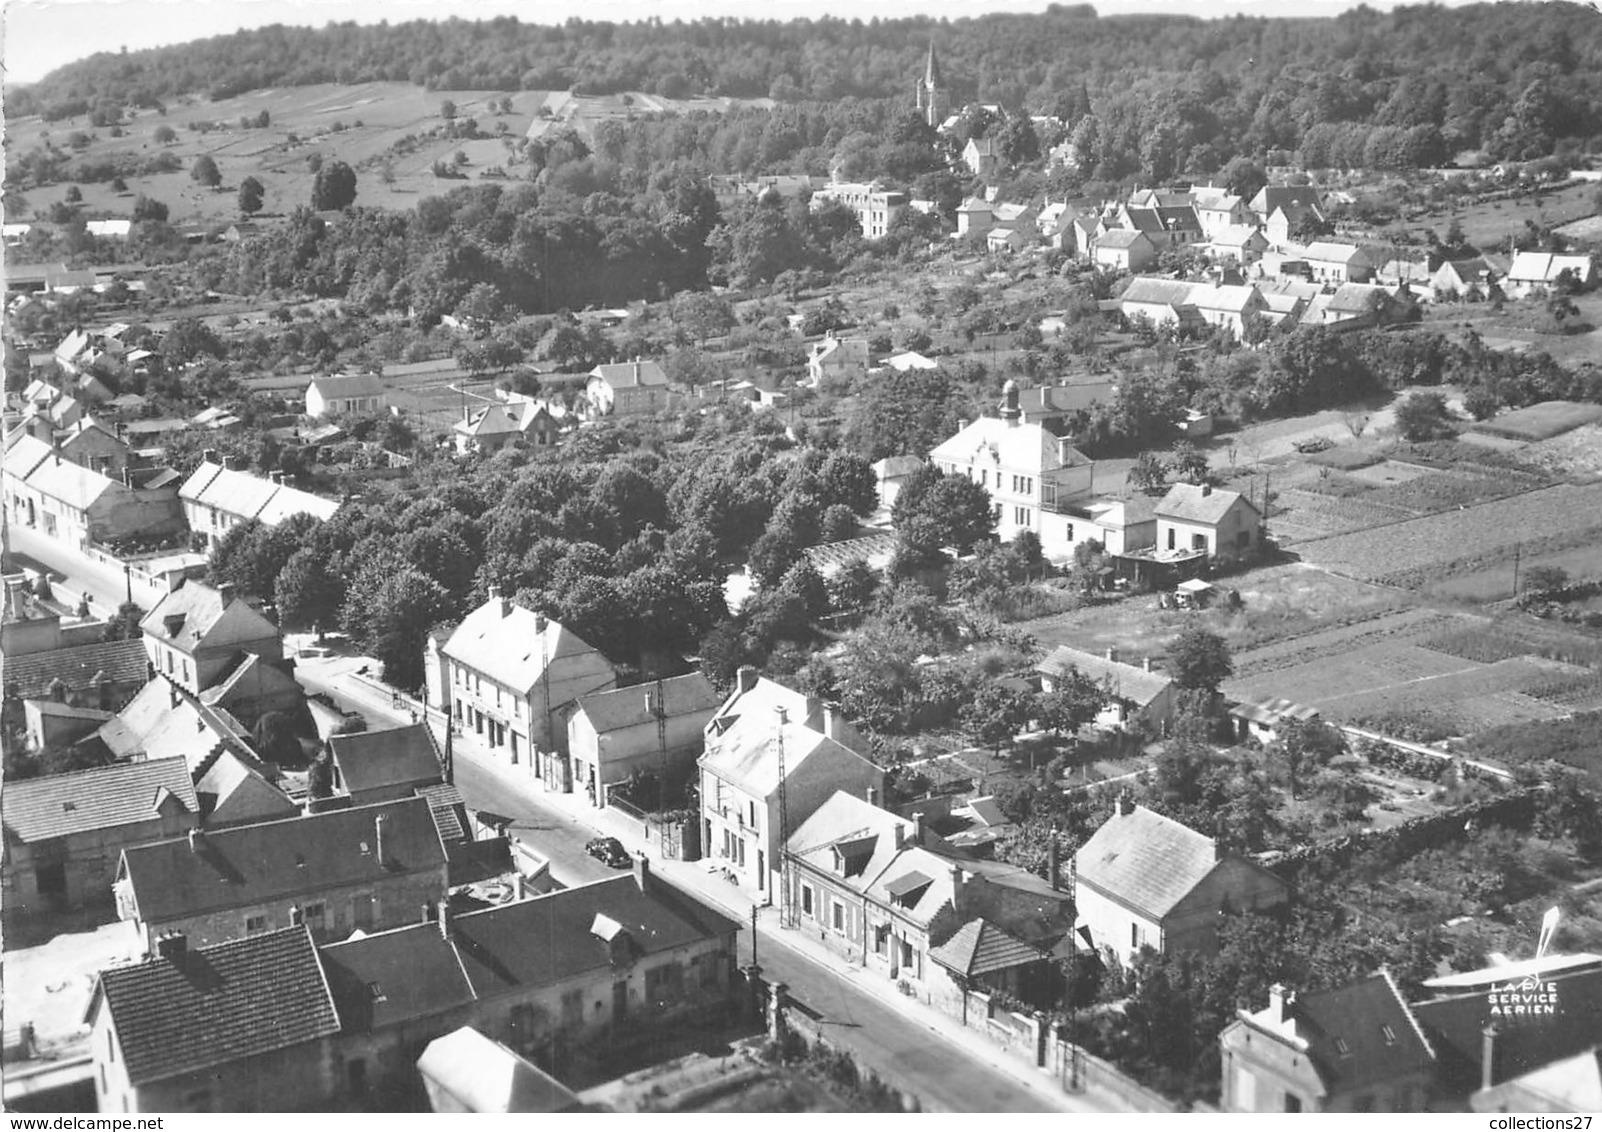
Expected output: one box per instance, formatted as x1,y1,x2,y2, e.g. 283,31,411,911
1295,482,1602,584
1345,460,1436,487
1472,401,1602,442
1229,607,1461,680
1520,424,1602,479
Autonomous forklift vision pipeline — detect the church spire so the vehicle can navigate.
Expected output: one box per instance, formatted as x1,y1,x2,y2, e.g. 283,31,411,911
925,42,943,88
916,41,945,129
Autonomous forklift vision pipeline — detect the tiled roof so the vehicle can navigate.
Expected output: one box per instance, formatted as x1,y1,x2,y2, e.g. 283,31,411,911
1155,481,1256,525
1190,284,1261,313
1304,241,1365,264
307,373,385,400
24,453,120,510
699,678,878,798
1036,646,1172,708
3,756,195,845
787,791,910,887
929,918,1046,978
2,639,148,701
1230,696,1321,726
93,926,339,1086
330,722,443,798
802,532,898,575
571,673,722,736
319,922,475,1034
1096,229,1151,250
1017,382,1114,417
442,599,613,696
119,797,446,924
256,482,339,524
178,461,276,519
192,749,297,827
1119,277,1196,307
4,433,56,479
139,581,272,651
454,403,521,438
1074,804,1218,919
415,783,468,843
450,873,736,997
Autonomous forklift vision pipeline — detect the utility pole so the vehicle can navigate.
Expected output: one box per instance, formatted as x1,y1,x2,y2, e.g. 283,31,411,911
1512,543,1522,598
653,673,668,814
1068,853,1081,1091
123,561,133,606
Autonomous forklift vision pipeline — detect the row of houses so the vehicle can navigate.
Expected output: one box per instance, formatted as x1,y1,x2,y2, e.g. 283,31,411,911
1115,275,1412,338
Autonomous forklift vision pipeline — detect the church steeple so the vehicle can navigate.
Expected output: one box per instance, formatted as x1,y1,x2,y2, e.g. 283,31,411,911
915,42,945,129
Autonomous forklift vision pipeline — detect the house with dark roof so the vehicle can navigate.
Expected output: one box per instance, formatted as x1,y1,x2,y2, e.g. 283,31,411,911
1,637,150,710
1074,798,1288,966
1155,482,1263,564
1220,974,1436,1113
1250,185,1325,226
1414,953,1602,1109
2,757,198,916
439,592,617,789
566,673,722,809
320,919,478,1106
140,580,283,697
447,860,738,1063
452,402,522,455
700,670,883,899
86,926,341,1113
418,1026,583,1113
193,748,299,829
1015,382,1116,433
114,797,448,952
329,721,445,805
1036,645,1176,733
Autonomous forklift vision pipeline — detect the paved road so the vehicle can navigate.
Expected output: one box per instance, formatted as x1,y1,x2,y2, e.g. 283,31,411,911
7,524,164,611
290,656,1082,1112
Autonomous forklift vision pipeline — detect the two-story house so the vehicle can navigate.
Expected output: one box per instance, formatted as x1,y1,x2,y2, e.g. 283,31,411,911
305,373,388,419
438,593,617,789
452,403,522,455
566,673,723,808
806,336,870,386
139,580,283,696
699,670,883,898
2,757,198,917
928,382,1099,562
86,926,341,1113
1155,482,1264,564
1092,229,1158,273
114,797,449,953
1074,798,1288,967
962,136,999,179
1193,190,1251,239
808,181,908,240
1208,225,1270,265
1190,283,1269,339
586,360,668,418
4,434,183,550
1250,185,1325,227
1220,974,1437,1113
1303,242,1376,284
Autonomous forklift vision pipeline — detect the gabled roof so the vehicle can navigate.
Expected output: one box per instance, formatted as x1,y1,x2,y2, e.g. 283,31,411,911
1212,224,1266,247
192,748,297,827
1230,696,1320,726
1155,482,1258,526
885,351,940,372
2,638,148,701
4,433,56,480
590,360,667,389
256,482,339,524
1303,241,1367,266
178,461,276,520
1190,284,1261,314
1507,252,1595,283
1327,282,1392,314
1251,185,1324,216
450,873,737,997
96,678,257,770
118,797,446,924
1120,207,1166,235
930,416,1083,477
417,1026,583,1113
441,598,613,696
24,452,121,511
90,926,338,1086
330,722,444,797
139,581,276,652
571,673,722,736
1016,382,1114,417
1288,971,1435,1094
787,790,911,887
1036,645,1172,707
198,651,301,710
320,921,475,1034
700,676,877,798
307,373,385,400
3,756,195,845
1095,229,1154,251
929,918,1046,978
454,403,521,439
1074,803,1219,920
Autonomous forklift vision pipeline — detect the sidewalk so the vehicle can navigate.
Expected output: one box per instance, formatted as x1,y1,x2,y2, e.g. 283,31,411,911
447,729,1133,1114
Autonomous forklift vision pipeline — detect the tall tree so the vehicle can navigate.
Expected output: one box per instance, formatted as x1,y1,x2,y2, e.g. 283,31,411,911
237,175,264,216
311,160,358,210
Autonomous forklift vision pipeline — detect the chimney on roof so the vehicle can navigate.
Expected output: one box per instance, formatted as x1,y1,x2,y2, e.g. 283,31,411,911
216,581,235,605
1115,795,1132,818
957,418,969,431
736,665,759,694
437,897,450,940
1105,647,1118,664
950,862,967,916
822,705,846,742
1268,982,1289,1023
155,932,187,965
289,904,304,927
634,851,651,893
532,609,546,632
893,820,907,850
1481,1024,1499,1092
187,828,200,852
1142,657,1153,673
375,812,389,865
867,785,879,808
122,466,134,488
911,811,925,845
1201,484,1213,497
169,682,181,710
420,902,433,924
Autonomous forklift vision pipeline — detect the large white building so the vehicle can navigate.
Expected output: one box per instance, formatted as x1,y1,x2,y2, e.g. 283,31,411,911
809,180,908,240
927,382,1153,562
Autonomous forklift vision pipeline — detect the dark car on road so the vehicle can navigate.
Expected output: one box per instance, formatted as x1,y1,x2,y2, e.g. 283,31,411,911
586,836,631,868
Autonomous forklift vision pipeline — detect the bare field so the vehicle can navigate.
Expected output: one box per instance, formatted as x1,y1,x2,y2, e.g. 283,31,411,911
1391,181,1599,249
1293,481,1602,584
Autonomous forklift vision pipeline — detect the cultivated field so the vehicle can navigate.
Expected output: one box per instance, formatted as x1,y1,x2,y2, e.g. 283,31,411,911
1471,400,1602,442
1385,180,1599,249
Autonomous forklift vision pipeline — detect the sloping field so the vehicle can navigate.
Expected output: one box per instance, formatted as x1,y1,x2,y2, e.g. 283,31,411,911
1294,482,1602,583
